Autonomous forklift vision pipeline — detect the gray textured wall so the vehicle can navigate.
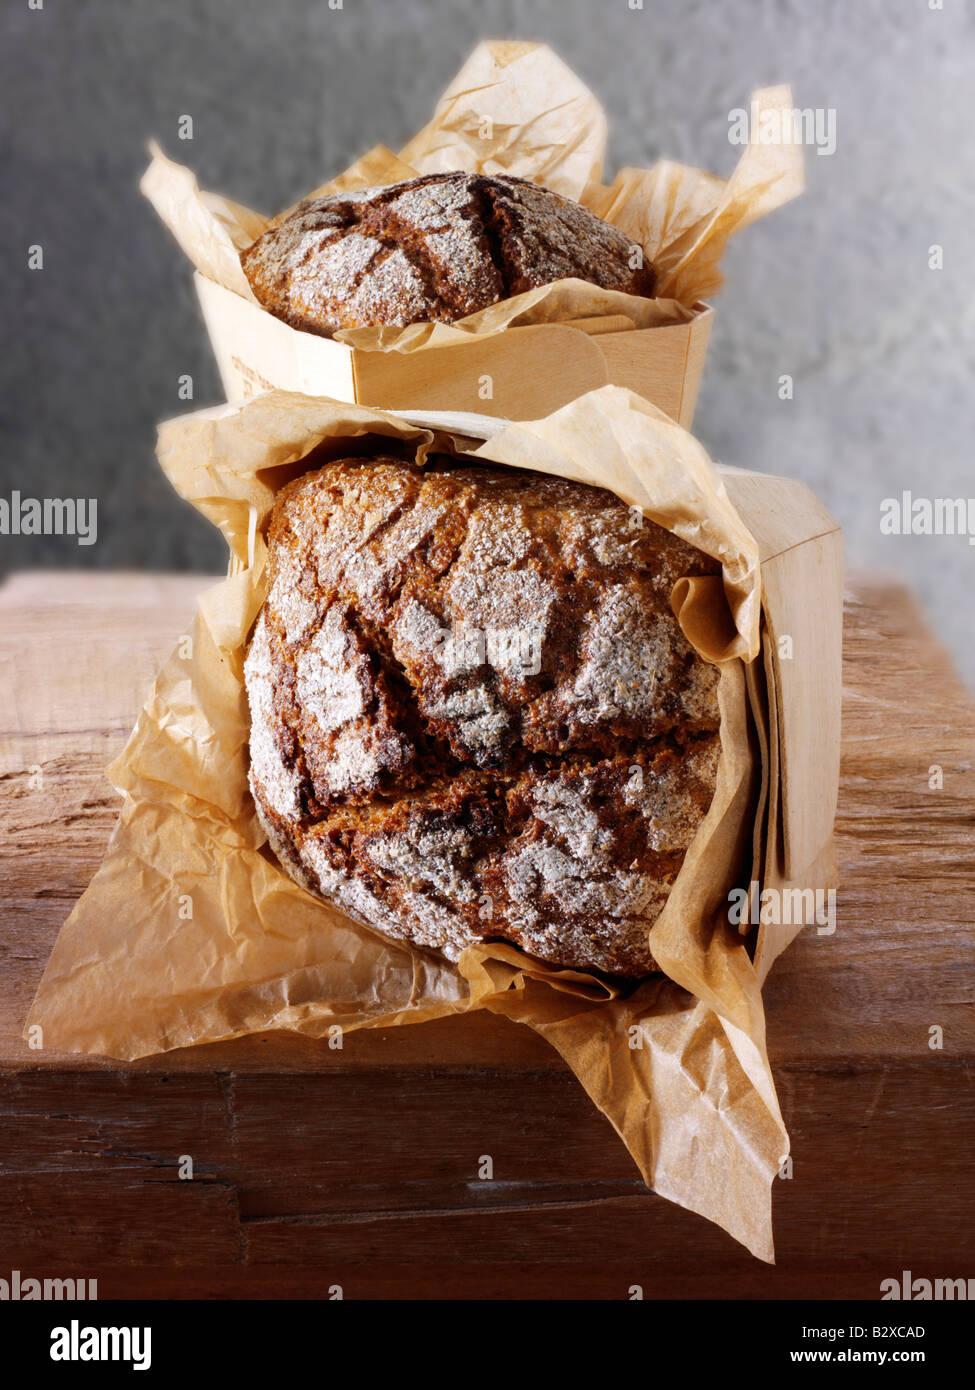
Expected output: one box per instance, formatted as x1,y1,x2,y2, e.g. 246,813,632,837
2,0,974,680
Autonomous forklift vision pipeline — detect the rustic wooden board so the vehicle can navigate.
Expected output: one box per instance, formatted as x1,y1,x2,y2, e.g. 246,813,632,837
0,570,973,1299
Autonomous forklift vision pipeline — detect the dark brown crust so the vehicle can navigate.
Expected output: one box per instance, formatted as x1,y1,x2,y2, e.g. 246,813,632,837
240,172,656,336
244,456,720,978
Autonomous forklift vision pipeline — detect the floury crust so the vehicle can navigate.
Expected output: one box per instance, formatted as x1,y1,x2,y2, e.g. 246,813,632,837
244,456,721,978
240,172,655,335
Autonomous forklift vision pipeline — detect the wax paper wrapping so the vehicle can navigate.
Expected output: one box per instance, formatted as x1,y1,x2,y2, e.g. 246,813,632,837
27,385,787,1261
141,40,803,353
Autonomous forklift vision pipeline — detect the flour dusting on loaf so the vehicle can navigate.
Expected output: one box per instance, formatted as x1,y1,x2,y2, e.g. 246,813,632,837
240,172,656,336
245,457,721,977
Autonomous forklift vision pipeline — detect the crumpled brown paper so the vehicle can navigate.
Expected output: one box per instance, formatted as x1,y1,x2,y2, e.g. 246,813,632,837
27,385,788,1261
141,40,804,353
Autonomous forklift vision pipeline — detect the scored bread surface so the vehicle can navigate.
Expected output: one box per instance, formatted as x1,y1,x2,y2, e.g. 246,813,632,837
245,457,721,977
240,172,656,336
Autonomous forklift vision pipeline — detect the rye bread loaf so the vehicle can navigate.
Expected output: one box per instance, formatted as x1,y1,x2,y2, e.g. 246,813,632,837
244,456,722,978
240,172,656,336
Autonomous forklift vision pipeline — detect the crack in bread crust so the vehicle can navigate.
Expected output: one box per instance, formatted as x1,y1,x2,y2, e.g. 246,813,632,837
240,172,656,335
245,456,721,978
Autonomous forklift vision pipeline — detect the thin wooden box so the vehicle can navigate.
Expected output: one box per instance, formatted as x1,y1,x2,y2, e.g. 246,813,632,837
194,271,714,428
718,466,844,975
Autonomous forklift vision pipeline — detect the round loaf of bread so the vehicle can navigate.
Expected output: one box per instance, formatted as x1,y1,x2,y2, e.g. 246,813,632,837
240,172,656,336
244,456,722,978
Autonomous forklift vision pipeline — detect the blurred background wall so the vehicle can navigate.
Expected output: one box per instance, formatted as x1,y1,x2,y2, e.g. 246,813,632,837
2,0,973,680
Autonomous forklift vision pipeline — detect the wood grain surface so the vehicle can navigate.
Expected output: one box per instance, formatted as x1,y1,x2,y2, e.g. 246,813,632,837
0,570,972,1300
